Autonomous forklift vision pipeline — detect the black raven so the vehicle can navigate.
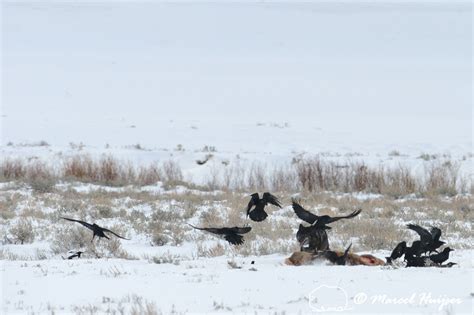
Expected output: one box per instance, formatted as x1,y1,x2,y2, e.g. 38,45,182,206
404,240,424,259
292,199,361,229
428,247,453,264
66,251,84,259
323,243,352,265
292,200,361,252
406,249,455,268
196,154,213,165
246,192,282,222
61,217,129,242
386,241,406,264
188,224,252,245
405,255,431,267
407,224,445,254
297,224,330,252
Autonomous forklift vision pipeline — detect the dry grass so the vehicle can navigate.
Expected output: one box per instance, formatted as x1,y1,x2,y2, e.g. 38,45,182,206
0,157,472,259
64,155,163,186
1,154,471,197
8,218,35,244
295,158,419,197
49,220,135,259
197,243,226,257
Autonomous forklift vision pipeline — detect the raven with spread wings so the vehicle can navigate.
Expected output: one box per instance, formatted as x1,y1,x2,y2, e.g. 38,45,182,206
246,192,282,222
406,224,445,255
292,199,361,252
292,199,361,229
188,224,252,245
61,217,129,242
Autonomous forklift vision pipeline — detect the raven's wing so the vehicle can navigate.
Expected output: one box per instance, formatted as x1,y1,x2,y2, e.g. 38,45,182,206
343,243,352,257
101,227,130,240
390,241,406,259
61,217,94,231
188,224,225,235
226,226,252,234
326,209,362,224
246,193,260,216
292,199,318,224
224,233,245,245
430,226,442,242
188,224,246,244
262,192,282,208
407,224,432,245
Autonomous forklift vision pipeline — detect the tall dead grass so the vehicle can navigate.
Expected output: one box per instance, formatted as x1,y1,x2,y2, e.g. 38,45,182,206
63,155,163,186
294,157,469,197
0,156,180,188
0,154,470,196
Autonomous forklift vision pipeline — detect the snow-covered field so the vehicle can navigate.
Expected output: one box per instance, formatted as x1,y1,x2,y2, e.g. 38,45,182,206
2,251,473,314
1,182,473,314
1,0,472,314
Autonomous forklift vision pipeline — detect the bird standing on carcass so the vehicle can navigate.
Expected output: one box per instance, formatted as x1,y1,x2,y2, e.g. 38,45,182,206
292,199,361,252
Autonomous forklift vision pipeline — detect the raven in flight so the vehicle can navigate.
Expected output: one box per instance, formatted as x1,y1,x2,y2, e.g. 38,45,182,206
188,224,252,245
292,199,361,251
386,241,406,264
292,199,361,229
61,217,129,242
323,243,352,265
246,192,282,222
406,224,445,254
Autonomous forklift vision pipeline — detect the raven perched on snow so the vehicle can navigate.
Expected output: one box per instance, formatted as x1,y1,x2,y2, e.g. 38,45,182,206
292,199,361,252
386,241,407,264
63,251,84,260
246,192,282,222
406,224,445,254
61,217,129,242
428,247,453,264
405,249,454,267
188,224,252,245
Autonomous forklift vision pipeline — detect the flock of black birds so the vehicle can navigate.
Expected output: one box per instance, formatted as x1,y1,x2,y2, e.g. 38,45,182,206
386,224,455,268
60,192,456,268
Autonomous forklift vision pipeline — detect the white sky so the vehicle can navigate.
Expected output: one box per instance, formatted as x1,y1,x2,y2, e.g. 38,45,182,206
1,1,472,151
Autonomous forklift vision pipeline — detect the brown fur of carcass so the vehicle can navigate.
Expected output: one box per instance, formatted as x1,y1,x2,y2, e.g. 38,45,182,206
285,251,385,266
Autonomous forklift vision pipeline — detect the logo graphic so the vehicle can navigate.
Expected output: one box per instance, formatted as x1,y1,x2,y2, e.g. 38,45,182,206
308,285,352,312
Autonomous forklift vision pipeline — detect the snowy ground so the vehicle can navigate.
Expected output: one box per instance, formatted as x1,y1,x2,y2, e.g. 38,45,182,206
2,251,473,314
1,0,472,314
1,180,472,314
